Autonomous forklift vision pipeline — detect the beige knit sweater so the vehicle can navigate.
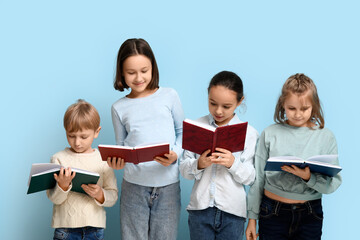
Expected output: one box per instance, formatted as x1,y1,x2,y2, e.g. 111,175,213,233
47,148,118,228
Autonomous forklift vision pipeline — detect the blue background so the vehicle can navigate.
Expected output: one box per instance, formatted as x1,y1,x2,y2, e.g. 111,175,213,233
1,1,358,239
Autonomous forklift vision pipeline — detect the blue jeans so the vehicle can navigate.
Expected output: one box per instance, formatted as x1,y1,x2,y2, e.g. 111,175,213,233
120,180,181,240
188,207,245,240
259,195,323,240
53,227,104,240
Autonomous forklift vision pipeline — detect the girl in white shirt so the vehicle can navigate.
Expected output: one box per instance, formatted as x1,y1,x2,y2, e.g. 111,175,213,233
180,71,258,240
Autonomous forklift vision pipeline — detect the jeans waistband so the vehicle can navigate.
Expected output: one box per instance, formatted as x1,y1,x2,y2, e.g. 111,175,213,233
262,194,321,212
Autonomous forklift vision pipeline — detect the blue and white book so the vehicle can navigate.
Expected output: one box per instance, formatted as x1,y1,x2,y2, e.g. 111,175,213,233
264,155,342,177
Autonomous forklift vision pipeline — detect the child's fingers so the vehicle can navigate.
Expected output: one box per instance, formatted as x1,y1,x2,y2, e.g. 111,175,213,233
71,171,76,179
200,149,211,157
116,158,124,169
214,147,230,154
59,167,65,176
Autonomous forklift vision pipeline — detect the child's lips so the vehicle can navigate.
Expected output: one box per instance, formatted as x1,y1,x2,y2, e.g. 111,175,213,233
133,82,144,86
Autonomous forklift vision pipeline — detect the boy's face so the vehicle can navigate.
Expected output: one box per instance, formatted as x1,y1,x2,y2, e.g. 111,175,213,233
66,127,101,154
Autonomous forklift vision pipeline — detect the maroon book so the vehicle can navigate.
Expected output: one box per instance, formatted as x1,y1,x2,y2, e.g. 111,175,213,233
182,119,248,155
98,143,170,164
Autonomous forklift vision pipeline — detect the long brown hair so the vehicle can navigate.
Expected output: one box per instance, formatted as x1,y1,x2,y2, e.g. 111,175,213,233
114,38,159,92
274,73,324,128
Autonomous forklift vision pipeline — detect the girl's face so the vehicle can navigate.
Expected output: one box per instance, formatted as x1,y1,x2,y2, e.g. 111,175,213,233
122,54,153,98
283,91,313,127
208,85,242,126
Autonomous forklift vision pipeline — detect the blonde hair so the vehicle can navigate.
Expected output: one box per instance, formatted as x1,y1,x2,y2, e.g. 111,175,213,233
274,73,324,129
63,99,100,132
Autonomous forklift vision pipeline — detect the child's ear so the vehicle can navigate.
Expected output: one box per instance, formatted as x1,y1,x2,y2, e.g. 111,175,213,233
94,126,101,138
237,96,245,107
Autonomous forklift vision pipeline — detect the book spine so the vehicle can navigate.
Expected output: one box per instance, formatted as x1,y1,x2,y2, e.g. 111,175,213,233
131,149,138,164
212,130,217,153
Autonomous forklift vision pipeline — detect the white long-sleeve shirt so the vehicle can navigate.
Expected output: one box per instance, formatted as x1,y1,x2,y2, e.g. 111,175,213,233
180,114,258,218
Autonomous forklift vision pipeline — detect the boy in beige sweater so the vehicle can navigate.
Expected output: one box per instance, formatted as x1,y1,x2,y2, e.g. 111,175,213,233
47,99,118,240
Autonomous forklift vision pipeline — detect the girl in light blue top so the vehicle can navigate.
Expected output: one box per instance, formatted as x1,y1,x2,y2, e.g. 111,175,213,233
107,38,184,240
180,71,258,240
246,73,342,240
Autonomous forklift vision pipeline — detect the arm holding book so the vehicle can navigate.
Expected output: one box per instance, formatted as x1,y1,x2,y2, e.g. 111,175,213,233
303,136,342,194
47,157,72,205
169,89,185,160
179,150,208,180
155,151,178,167
225,126,258,186
155,93,184,167
87,162,118,207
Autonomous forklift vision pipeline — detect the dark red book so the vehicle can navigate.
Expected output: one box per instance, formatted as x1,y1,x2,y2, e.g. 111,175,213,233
98,143,170,164
182,119,248,155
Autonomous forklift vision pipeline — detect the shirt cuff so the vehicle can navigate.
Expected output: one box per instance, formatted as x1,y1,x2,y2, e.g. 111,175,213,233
191,160,204,180
228,157,241,174
304,173,316,188
57,182,72,193
247,211,259,220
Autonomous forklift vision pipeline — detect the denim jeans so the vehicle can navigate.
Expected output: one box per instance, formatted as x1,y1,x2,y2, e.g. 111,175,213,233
120,180,181,240
188,207,245,240
53,227,104,240
259,195,323,240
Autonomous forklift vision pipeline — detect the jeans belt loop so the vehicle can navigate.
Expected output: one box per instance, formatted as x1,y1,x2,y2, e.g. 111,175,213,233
305,201,313,214
274,201,281,216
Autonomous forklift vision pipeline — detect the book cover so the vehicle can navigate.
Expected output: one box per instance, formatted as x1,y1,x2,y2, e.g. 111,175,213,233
264,155,342,177
182,119,248,155
27,163,100,194
98,143,170,164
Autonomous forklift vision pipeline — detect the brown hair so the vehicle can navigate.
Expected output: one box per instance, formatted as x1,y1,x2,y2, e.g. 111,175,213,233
63,99,100,132
274,73,325,128
114,38,159,91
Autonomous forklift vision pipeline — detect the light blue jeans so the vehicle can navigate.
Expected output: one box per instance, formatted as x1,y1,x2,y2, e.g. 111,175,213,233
120,180,181,240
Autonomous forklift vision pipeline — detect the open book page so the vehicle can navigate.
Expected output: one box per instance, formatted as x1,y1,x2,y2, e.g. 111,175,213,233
306,154,338,165
184,119,216,132
97,144,133,150
134,142,169,149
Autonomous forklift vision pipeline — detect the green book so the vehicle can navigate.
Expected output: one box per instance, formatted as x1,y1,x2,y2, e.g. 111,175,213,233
27,163,100,194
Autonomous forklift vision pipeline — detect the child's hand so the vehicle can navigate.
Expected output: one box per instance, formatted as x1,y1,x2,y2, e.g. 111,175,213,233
246,219,259,240
54,167,76,191
154,151,178,167
281,165,311,181
210,148,235,168
197,149,212,169
107,157,125,170
82,184,105,204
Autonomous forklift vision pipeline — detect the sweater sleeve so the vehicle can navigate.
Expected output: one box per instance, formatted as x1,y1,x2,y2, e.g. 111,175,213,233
170,90,185,159
247,131,268,220
305,134,342,194
46,157,71,205
95,164,118,207
228,127,258,185
111,105,126,146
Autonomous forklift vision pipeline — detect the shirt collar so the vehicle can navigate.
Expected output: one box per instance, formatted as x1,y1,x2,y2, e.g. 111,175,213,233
207,113,241,127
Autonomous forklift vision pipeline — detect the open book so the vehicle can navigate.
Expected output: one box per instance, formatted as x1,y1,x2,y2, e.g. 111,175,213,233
264,155,342,177
98,143,170,164
27,163,100,194
182,119,248,155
